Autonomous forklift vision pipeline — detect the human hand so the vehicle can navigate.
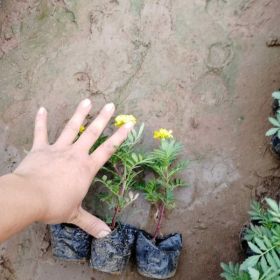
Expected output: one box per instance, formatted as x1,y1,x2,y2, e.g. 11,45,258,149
13,99,134,238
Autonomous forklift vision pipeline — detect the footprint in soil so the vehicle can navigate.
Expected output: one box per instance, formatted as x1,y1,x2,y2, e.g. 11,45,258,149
206,41,234,71
0,256,16,280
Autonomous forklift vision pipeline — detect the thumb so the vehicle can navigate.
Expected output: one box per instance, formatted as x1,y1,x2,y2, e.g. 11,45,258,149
71,207,111,239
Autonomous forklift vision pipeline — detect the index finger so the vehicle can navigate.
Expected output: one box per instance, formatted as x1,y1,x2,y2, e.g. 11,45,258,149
89,122,134,173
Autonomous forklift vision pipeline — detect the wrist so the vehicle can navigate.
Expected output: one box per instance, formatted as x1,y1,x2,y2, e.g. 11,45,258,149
0,173,47,241
8,173,47,222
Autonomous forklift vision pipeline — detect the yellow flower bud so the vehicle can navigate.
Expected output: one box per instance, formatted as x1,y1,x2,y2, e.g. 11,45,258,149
114,115,137,127
153,128,173,140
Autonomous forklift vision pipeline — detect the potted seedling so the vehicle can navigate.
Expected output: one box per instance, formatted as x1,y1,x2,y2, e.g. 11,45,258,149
272,90,280,114
90,115,152,274
221,198,280,280
239,201,267,258
265,112,280,157
49,126,93,261
135,129,188,279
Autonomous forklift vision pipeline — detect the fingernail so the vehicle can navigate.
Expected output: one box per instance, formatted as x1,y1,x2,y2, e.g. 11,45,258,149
96,230,111,239
82,98,91,107
124,122,134,129
104,102,115,111
38,107,46,114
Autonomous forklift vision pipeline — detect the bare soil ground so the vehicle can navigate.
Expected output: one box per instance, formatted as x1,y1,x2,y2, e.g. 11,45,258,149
1,0,280,279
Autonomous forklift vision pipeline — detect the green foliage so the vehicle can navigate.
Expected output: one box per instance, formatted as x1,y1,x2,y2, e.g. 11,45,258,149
141,139,189,209
221,198,280,280
272,91,280,100
265,91,280,137
89,135,108,154
248,201,274,229
220,263,250,280
266,114,280,137
95,124,151,220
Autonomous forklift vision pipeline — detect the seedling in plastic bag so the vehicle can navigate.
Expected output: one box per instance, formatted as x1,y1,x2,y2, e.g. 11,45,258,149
141,128,189,240
95,115,151,229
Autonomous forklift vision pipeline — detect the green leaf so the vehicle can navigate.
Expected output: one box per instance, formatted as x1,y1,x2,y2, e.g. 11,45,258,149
263,235,273,248
221,262,251,280
131,153,138,163
265,269,280,280
272,91,280,100
240,255,260,271
268,117,280,127
248,242,262,254
266,252,278,271
261,267,275,280
277,111,280,122
271,249,280,268
260,256,268,272
248,267,260,280
138,123,145,138
266,128,279,136
254,238,267,251
266,198,279,213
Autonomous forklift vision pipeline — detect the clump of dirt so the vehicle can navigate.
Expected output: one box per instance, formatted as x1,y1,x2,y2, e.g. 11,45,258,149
0,256,16,280
252,175,280,204
40,227,51,257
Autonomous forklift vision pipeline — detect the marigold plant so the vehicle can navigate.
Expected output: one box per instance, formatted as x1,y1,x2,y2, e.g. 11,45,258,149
221,198,280,280
138,129,188,240
95,116,151,229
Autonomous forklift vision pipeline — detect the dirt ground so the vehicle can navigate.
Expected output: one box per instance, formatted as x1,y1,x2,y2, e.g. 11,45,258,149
1,0,280,279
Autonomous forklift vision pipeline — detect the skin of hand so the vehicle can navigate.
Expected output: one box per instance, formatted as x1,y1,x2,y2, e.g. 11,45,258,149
0,99,134,242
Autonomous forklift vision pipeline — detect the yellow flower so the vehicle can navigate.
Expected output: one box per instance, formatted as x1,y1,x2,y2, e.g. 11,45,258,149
114,115,137,127
79,125,86,133
153,128,173,140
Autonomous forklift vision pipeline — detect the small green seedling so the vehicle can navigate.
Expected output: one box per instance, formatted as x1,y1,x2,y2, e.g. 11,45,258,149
221,198,280,280
95,116,151,229
140,129,188,240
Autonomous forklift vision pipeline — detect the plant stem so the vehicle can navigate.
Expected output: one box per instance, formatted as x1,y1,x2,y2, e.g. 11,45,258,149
152,202,165,241
111,165,126,229
111,206,119,230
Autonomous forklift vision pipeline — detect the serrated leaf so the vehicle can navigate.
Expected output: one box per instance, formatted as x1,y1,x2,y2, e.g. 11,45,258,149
271,249,280,268
248,267,260,280
254,238,267,251
261,256,268,272
248,242,262,254
266,198,279,213
269,117,280,127
266,252,277,271
263,235,273,247
271,217,280,223
240,255,260,270
266,128,279,136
